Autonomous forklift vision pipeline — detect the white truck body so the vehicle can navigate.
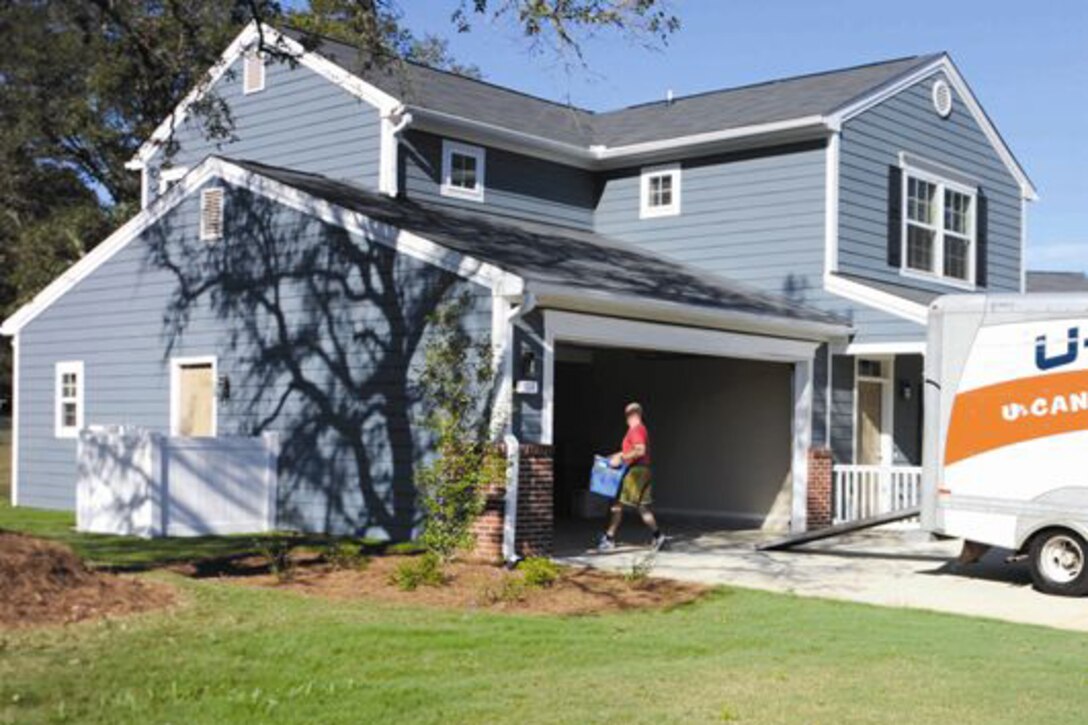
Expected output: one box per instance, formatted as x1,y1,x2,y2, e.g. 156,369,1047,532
923,293,1088,552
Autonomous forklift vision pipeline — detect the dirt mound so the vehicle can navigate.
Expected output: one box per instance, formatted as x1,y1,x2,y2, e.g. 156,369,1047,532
0,532,173,628
217,553,708,616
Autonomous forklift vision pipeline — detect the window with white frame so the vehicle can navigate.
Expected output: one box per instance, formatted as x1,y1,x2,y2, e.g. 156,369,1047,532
440,140,486,201
243,51,265,94
55,361,84,438
902,167,976,285
639,164,681,218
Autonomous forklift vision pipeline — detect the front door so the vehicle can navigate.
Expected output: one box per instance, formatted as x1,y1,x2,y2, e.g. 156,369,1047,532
176,362,215,437
855,358,891,465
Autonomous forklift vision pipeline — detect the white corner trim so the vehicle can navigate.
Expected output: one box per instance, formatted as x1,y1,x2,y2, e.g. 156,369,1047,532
1,156,522,337
824,273,929,326
129,22,400,166
638,163,681,219
440,139,486,202
10,335,19,506
169,355,218,437
824,131,840,274
54,360,84,439
790,358,813,533
844,340,926,356
377,108,412,197
829,55,1037,201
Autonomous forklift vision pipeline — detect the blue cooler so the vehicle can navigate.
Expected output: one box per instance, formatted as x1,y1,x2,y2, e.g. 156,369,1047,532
589,455,626,499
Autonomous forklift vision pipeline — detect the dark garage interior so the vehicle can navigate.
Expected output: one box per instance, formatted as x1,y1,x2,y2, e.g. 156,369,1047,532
552,343,795,532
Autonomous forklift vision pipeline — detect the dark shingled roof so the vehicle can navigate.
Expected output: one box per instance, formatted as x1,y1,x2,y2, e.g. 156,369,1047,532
228,158,846,328
283,27,938,149
1026,271,1088,293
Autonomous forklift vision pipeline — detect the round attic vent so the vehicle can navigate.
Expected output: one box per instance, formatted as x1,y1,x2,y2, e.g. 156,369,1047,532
932,79,953,118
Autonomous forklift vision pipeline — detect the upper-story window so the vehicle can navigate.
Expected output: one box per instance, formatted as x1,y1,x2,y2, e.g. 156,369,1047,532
55,361,84,439
639,164,681,219
243,51,265,94
901,166,976,287
441,140,486,202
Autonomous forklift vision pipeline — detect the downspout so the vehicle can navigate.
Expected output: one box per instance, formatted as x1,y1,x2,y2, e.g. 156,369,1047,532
379,106,414,197
501,292,536,565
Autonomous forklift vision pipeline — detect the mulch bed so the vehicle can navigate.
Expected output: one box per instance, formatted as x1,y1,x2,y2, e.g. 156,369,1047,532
0,531,174,629
183,551,709,616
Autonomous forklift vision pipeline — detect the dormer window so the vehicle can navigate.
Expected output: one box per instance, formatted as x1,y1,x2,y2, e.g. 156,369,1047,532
243,51,265,94
639,164,681,219
440,140,486,202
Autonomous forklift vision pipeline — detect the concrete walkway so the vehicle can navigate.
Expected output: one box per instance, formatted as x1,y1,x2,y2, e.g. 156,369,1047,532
555,522,1088,632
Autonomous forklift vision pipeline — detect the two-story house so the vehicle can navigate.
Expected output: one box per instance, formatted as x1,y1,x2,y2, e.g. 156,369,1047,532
0,23,1034,545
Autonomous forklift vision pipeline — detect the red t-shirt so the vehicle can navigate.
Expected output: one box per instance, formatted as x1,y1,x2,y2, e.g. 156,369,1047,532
622,423,651,466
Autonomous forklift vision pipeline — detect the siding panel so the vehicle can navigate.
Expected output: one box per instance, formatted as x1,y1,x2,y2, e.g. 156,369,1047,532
17,181,492,540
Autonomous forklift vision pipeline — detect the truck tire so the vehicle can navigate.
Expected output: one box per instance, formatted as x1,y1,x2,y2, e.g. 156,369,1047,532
1028,529,1088,597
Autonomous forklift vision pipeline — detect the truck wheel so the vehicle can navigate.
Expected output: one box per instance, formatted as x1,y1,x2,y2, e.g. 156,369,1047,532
1028,529,1088,597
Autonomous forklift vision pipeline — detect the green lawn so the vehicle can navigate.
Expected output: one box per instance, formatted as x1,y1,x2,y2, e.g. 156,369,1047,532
1,505,1087,723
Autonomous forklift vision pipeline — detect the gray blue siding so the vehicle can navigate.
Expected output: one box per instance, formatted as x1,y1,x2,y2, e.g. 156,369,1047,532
17,179,492,538
838,72,1022,294
595,142,827,301
146,56,382,199
829,354,855,464
400,130,596,230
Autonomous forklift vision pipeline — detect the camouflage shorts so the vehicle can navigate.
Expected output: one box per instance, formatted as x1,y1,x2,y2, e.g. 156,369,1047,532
618,465,653,507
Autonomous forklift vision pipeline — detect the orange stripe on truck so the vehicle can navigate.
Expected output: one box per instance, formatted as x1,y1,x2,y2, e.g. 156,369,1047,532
945,368,1088,465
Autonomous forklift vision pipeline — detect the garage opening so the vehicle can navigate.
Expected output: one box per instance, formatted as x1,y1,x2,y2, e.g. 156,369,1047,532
552,343,795,532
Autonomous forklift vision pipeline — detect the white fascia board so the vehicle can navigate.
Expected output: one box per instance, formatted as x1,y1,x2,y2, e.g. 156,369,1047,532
1,156,521,336
844,340,927,356
130,22,400,167
823,273,929,326
529,282,851,345
828,55,1037,201
542,309,821,364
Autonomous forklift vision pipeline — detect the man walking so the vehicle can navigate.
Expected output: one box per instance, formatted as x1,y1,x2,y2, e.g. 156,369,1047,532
598,402,666,551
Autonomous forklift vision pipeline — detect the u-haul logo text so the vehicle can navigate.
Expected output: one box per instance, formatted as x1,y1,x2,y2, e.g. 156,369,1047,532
1036,327,1088,371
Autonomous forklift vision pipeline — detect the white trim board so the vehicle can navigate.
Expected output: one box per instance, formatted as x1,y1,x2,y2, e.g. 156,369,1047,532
0,156,522,337
169,356,219,437
9,335,19,506
823,273,930,326
845,341,926,356
824,131,840,274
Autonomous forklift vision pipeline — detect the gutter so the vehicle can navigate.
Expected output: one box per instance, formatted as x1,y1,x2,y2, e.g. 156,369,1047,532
528,283,851,342
501,292,536,565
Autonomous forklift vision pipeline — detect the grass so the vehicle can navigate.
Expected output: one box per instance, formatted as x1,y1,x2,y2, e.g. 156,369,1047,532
0,507,1087,723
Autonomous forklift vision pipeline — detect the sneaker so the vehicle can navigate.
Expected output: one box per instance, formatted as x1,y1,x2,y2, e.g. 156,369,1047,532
597,534,616,552
651,532,668,551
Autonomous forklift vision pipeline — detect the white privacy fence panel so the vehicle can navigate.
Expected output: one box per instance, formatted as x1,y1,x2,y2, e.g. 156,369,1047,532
77,427,279,538
833,465,922,524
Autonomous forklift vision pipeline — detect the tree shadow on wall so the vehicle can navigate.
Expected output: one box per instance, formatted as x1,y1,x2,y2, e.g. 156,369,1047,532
142,187,489,540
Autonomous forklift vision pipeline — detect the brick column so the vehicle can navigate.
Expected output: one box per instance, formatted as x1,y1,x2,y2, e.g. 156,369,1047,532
806,447,833,530
472,444,554,562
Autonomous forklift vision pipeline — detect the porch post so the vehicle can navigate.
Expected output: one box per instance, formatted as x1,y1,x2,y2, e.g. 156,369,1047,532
790,359,813,533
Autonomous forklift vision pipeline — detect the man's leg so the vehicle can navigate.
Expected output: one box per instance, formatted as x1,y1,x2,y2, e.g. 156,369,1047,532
606,503,624,538
638,506,658,533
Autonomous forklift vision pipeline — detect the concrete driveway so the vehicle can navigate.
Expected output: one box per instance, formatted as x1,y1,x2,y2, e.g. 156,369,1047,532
555,522,1088,632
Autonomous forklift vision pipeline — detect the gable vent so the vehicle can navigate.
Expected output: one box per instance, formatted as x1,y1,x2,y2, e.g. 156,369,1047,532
200,188,225,241
932,79,953,118
243,51,265,94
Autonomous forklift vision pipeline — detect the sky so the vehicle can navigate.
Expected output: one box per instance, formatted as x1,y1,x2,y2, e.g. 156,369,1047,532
396,0,1088,273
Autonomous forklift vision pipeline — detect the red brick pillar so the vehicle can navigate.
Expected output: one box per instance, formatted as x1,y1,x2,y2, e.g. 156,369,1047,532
806,447,833,530
515,444,554,557
471,444,554,562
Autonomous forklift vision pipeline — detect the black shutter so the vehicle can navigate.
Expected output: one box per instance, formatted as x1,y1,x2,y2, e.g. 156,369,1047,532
887,165,903,268
975,191,988,288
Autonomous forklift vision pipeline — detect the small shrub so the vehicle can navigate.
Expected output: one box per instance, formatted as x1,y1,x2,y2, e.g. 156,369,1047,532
481,575,528,605
624,552,657,587
324,540,368,571
389,552,446,591
257,538,296,583
519,557,561,589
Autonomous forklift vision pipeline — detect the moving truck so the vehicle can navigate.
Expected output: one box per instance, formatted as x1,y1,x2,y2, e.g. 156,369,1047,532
924,294,1088,596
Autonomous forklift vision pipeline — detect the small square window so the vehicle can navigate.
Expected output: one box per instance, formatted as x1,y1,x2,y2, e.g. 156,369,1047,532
441,141,486,202
640,165,681,218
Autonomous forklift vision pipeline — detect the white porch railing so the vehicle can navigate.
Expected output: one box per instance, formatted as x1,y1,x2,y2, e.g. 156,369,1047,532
832,464,922,524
